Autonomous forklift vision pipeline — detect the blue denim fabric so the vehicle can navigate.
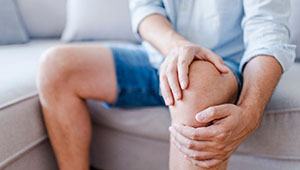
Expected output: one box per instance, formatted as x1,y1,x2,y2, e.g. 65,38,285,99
108,45,242,108
109,45,165,107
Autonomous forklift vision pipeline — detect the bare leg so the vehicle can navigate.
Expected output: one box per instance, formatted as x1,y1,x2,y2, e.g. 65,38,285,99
168,61,238,170
37,45,117,170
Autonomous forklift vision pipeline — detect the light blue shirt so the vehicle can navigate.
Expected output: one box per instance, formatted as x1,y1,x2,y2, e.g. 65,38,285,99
130,0,296,72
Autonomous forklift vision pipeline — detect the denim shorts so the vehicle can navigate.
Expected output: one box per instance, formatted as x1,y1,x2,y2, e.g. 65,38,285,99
107,44,242,108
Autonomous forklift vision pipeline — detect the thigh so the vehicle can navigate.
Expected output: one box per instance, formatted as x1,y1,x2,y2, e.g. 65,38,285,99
107,44,165,108
40,44,118,103
51,43,165,107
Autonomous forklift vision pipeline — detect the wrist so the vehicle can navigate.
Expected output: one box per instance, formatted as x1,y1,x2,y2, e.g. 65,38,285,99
240,104,263,131
164,31,191,55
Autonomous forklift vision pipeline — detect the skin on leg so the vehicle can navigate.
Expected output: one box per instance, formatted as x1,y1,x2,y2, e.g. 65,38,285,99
37,44,117,170
168,61,238,170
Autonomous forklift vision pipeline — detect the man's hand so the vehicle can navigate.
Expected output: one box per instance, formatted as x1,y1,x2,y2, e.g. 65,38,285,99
138,14,229,106
159,42,230,105
169,104,261,168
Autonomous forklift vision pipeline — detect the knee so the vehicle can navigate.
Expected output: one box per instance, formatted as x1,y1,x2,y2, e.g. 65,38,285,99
37,46,76,96
170,61,237,127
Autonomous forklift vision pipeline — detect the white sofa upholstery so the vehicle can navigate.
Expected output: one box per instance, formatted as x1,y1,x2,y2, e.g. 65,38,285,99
0,1,299,170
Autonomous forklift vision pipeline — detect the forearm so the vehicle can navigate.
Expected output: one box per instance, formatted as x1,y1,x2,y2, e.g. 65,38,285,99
139,14,188,56
237,56,282,127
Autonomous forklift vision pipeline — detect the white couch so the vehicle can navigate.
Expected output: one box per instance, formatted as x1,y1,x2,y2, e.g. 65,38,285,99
0,0,300,170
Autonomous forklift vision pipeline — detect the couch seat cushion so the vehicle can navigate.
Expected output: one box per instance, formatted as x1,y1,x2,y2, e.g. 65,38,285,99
0,40,60,167
90,63,300,160
0,40,62,105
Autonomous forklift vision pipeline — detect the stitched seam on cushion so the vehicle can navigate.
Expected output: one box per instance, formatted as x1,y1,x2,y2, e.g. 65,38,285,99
0,91,38,111
265,108,300,115
235,150,300,160
0,135,48,169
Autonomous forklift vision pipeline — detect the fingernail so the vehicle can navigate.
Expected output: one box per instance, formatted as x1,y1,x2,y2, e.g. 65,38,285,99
174,93,179,100
195,113,204,121
181,81,187,89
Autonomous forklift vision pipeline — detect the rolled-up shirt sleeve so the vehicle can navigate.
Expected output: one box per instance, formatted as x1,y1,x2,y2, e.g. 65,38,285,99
129,0,167,40
241,0,296,72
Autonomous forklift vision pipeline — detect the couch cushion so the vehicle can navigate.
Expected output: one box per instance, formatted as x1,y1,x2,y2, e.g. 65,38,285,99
89,63,300,159
0,0,28,45
16,0,67,38
0,40,60,167
61,0,136,42
0,40,62,105
290,0,300,59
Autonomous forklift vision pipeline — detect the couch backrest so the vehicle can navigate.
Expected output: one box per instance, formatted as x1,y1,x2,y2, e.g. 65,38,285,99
15,0,299,56
290,0,299,58
16,0,67,38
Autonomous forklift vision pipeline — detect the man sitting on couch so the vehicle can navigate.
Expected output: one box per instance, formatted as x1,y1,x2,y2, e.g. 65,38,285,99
36,0,296,169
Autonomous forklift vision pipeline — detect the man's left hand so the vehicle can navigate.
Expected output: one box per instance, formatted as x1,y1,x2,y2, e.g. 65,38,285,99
169,104,261,167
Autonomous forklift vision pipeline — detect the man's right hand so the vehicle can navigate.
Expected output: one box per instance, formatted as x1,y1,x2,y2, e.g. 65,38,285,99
138,14,229,105
159,41,230,106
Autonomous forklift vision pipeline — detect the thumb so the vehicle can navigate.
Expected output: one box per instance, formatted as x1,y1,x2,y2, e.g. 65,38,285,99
195,105,230,124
